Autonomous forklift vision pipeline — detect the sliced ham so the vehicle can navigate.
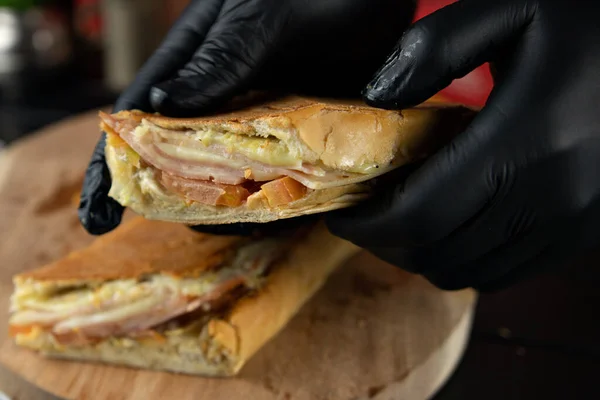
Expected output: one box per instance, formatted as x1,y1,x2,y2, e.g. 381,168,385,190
9,295,125,327
52,276,246,345
52,293,194,346
52,290,194,339
11,275,248,345
154,145,248,185
99,113,379,208
100,112,358,189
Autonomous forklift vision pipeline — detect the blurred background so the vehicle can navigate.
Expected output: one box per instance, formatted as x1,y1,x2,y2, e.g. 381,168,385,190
0,0,192,148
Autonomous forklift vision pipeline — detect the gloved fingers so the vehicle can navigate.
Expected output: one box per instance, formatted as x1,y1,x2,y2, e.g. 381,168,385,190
325,92,531,256
189,214,321,237
116,0,225,112
475,200,600,292
363,0,535,109
367,219,562,292
426,223,578,292
327,0,543,249
78,135,125,235
326,104,505,248
150,0,288,116
361,131,600,291
395,205,545,290
365,175,588,292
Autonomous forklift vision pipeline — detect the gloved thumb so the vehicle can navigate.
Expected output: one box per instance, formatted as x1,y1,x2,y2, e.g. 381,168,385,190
363,0,534,109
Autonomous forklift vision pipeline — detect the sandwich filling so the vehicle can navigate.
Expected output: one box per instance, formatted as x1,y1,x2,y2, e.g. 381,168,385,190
100,112,396,209
9,237,288,346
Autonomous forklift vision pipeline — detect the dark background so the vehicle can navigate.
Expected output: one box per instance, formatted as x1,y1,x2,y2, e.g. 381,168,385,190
1,1,599,399
433,247,600,400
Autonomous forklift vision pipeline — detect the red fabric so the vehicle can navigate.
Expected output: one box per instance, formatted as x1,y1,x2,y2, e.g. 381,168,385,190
74,0,102,40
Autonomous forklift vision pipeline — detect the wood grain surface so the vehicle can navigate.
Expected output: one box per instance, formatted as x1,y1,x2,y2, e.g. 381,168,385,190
0,110,477,400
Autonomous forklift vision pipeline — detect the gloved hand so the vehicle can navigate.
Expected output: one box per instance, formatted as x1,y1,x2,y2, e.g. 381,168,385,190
326,0,600,292
78,0,417,236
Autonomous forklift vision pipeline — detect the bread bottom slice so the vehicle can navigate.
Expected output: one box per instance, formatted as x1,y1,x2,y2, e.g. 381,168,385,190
18,331,235,377
14,221,360,376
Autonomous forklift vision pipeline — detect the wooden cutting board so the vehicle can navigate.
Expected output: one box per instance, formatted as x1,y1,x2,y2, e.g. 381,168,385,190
0,110,477,400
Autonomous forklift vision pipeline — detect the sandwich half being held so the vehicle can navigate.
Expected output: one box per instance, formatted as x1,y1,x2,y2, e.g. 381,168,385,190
101,96,476,225
9,217,359,376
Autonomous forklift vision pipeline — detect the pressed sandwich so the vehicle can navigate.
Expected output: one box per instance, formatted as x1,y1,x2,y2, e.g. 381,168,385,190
9,217,359,376
101,96,476,224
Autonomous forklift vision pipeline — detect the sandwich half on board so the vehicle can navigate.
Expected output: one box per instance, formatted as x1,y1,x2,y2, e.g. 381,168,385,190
9,217,359,376
101,96,476,225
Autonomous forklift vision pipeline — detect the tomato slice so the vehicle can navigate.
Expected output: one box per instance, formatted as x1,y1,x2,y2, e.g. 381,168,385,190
260,177,308,207
9,324,36,337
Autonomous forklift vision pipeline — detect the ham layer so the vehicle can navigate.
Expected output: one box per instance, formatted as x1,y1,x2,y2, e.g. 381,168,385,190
100,113,359,207
10,238,287,345
10,275,246,345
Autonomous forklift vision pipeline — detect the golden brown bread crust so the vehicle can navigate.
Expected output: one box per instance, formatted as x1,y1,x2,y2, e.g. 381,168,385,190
11,219,360,376
15,218,244,283
209,220,360,373
104,96,476,225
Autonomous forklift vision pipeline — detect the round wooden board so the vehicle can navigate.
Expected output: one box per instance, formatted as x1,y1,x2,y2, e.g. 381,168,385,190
0,110,477,400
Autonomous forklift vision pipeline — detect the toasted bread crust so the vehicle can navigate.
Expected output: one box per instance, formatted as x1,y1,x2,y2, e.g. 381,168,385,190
15,218,244,283
207,221,360,374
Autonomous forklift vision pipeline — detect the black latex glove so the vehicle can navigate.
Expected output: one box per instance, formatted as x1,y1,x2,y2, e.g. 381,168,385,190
326,0,600,292
78,0,417,236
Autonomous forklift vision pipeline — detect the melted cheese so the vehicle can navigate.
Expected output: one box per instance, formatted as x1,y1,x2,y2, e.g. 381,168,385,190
52,290,170,333
135,124,302,168
156,143,248,169
9,276,214,326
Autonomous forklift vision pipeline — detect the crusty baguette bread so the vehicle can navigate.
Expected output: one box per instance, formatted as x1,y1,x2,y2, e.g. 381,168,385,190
104,96,476,225
14,217,245,284
11,217,360,376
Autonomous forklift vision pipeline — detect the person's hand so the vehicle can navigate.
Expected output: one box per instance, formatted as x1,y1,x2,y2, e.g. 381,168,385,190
326,0,600,292
78,0,417,236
